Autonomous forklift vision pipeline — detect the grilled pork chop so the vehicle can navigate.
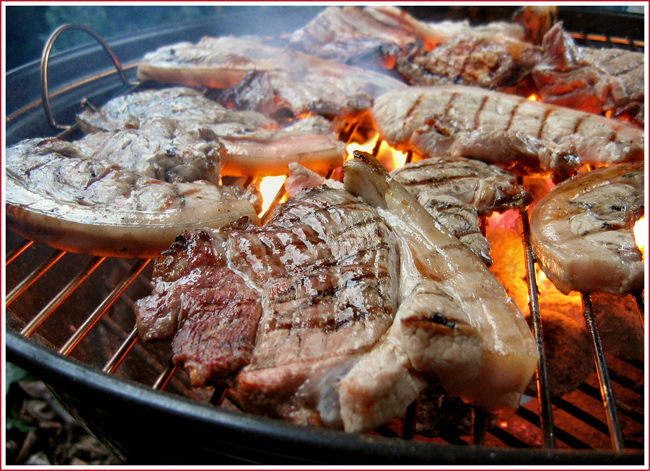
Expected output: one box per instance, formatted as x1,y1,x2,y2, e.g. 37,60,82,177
74,117,223,184
76,87,345,177
342,152,538,426
371,85,643,182
136,177,402,430
390,156,532,265
530,162,644,296
6,138,259,258
396,34,541,94
533,22,644,127
135,157,537,432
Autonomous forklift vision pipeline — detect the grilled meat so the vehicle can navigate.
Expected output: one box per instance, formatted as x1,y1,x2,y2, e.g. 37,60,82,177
74,117,223,184
76,87,345,177
533,23,644,127
217,62,405,122
6,138,260,258
136,35,287,89
390,156,533,265
512,5,558,45
530,162,644,296
396,34,541,94
136,36,406,121
136,176,402,431
371,85,643,182
343,152,538,421
288,5,421,69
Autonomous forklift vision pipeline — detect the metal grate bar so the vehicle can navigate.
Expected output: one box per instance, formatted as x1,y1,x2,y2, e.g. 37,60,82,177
153,361,178,391
519,209,556,448
6,249,67,307
58,258,150,356
5,240,34,266
21,256,106,337
102,326,140,374
581,293,625,450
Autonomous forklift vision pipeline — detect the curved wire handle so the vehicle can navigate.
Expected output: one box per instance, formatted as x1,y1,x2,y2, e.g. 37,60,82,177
40,23,130,130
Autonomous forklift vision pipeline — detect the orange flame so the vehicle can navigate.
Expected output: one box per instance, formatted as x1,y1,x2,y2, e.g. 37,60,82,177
258,175,287,216
527,93,540,102
346,134,408,172
634,215,646,258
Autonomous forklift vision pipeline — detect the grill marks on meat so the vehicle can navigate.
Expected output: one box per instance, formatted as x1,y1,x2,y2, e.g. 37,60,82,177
372,85,643,182
391,157,532,265
288,5,421,69
136,36,406,122
397,34,542,94
341,152,537,427
533,23,644,127
74,117,223,184
6,138,260,258
76,87,345,177
530,162,644,296
135,183,401,429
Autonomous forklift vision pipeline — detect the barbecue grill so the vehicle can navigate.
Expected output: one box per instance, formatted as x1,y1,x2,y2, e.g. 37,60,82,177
4,5,646,465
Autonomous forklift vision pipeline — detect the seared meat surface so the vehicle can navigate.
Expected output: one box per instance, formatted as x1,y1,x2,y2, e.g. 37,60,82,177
371,85,643,182
6,138,259,258
391,156,532,265
136,177,401,430
135,156,538,432
397,34,541,94
533,23,644,127
530,162,644,296
74,117,223,184
76,87,345,177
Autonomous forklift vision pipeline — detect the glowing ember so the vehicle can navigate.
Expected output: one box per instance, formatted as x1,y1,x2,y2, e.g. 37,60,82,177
527,93,540,101
258,175,287,216
633,216,646,257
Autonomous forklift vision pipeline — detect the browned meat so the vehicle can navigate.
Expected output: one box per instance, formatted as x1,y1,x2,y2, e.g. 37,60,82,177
371,85,643,182
135,179,401,430
533,22,644,127
390,156,532,265
530,161,644,296
512,5,558,45
74,117,223,184
396,34,542,94
76,87,345,177
217,62,405,122
6,138,260,259
288,5,420,69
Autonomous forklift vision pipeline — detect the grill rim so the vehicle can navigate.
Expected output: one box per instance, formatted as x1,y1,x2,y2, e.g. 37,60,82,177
6,332,645,465
4,5,647,464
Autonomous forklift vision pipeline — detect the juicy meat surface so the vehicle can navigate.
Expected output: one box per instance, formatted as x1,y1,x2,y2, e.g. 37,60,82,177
76,87,345,177
397,34,541,93
533,23,644,127
371,85,643,182
390,156,532,265
530,161,644,296
288,5,422,68
135,181,401,430
6,138,260,258
74,117,223,184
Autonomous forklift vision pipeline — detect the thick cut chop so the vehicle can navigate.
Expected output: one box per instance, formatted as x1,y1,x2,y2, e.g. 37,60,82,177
391,156,532,265
533,23,644,127
76,87,344,177
76,86,269,134
74,117,223,184
135,178,402,430
342,152,538,427
288,5,423,68
372,85,643,182
530,162,644,296
397,34,541,94
6,138,259,259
